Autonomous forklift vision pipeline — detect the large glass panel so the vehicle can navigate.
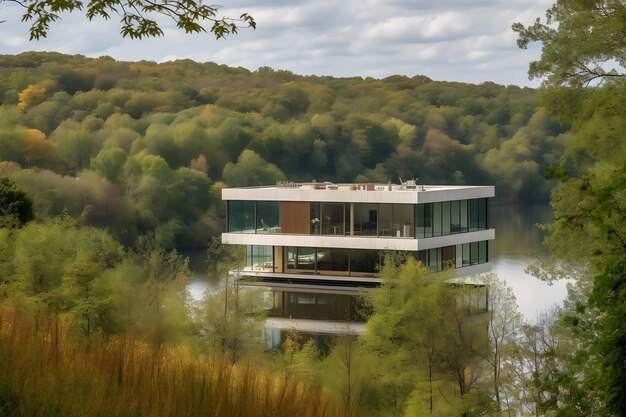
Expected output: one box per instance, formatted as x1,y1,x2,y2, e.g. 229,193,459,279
256,201,280,234
310,203,321,235
442,201,451,235
242,201,255,233
332,248,349,272
361,203,378,236
450,200,460,233
286,247,315,271
456,244,463,268
470,242,479,265
378,204,393,237
349,250,379,274
478,198,487,230
228,201,242,233
393,204,414,238
321,203,345,235
460,200,468,233
297,247,316,270
250,245,273,271
428,248,440,271
316,248,349,273
415,204,425,238
345,204,352,236
433,202,442,236
462,243,470,266
246,245,253,269
469,199,479,231
416,250,428,267
424,203,433,237
479,241,488,263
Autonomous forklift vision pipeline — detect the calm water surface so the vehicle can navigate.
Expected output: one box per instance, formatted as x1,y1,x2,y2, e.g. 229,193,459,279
185,204,570,323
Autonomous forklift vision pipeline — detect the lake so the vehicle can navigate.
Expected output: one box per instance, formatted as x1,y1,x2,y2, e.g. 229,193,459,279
185,203,570,325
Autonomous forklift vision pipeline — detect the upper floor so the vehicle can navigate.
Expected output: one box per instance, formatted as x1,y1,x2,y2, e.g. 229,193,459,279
222,182,495,251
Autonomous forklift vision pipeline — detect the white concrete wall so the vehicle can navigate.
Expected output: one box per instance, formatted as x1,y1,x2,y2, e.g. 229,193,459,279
221,228,495,251
222,185,495,204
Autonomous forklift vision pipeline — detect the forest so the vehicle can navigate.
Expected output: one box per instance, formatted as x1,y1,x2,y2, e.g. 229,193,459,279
0,0,624,416
0,51,568,248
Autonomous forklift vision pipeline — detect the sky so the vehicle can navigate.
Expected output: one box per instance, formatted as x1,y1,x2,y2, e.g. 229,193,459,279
0,0,553,86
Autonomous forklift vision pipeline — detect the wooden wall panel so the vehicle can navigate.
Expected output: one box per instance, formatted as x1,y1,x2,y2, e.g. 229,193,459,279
274,246,284,273
281,202,310,234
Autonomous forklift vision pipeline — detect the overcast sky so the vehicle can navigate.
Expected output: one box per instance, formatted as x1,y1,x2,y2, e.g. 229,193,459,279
0,0,552,86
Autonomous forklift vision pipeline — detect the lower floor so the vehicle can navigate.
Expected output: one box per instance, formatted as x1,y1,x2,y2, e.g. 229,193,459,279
244,241,489,277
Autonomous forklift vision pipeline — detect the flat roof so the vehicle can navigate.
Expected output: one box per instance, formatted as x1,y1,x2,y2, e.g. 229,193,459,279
222,181,495,204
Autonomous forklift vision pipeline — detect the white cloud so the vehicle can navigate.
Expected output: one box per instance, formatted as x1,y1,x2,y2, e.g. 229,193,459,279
0,0,554,86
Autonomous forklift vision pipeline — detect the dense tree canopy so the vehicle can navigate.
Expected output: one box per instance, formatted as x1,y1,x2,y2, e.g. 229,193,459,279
515,1,625,415
0,51,569,247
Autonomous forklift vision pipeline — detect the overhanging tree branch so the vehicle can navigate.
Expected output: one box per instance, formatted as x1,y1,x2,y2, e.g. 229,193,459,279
1,0,255,40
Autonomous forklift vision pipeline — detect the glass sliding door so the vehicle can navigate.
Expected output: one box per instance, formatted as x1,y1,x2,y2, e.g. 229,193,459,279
321,203,345,235
378,204,393,237
393,204,414,238
256,201,280,234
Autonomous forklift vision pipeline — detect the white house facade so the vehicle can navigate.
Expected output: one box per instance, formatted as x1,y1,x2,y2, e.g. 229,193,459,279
221,181,495,290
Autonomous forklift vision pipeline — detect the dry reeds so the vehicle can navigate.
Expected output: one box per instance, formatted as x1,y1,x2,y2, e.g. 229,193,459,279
0,308,338,417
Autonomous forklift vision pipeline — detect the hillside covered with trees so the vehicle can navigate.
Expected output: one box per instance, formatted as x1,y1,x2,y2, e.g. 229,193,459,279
0,52,568,248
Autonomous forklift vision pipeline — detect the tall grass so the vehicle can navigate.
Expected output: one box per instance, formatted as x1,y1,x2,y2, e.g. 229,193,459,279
0,308,340,417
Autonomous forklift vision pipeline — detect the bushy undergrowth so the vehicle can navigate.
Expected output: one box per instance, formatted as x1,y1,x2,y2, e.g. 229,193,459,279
0,308,339,417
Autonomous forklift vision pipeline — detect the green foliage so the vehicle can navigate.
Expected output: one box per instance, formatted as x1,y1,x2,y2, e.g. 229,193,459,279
223,149,286,187
516,1,625,416
0,308,342,417
512,0,625,88
0,177,33,227
361,256,491,416
0,52,568,247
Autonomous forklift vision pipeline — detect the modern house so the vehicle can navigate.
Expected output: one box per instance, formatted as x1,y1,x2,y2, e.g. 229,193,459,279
221,180,494,290
222,180,494,347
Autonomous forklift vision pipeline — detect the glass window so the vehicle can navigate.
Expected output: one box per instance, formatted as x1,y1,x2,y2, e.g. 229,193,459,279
423,203,433,237
415,204,424,238
462,243,470,266
249,245,273,271
241,201,255,233
310,203,321,235
479,241,488,263
450,200,460,233
321,203,345,235
256,201,280,234
297,247,316,270
415,250,429,267
479,198,487,230
361,203,378,236
460,200,468,233
469,199,479,231
378,204,393,237
228,201,242,233
428,248,440,271
226,200,254,233
456,244,463,268
470,242,479,265
349,250,379,274
433,202,442,236
393,204,414,238
442,201,451,235
316,248,349,273
286,247,315,271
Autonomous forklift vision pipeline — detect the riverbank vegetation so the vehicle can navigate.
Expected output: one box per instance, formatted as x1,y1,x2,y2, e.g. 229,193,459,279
0,307,338,417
